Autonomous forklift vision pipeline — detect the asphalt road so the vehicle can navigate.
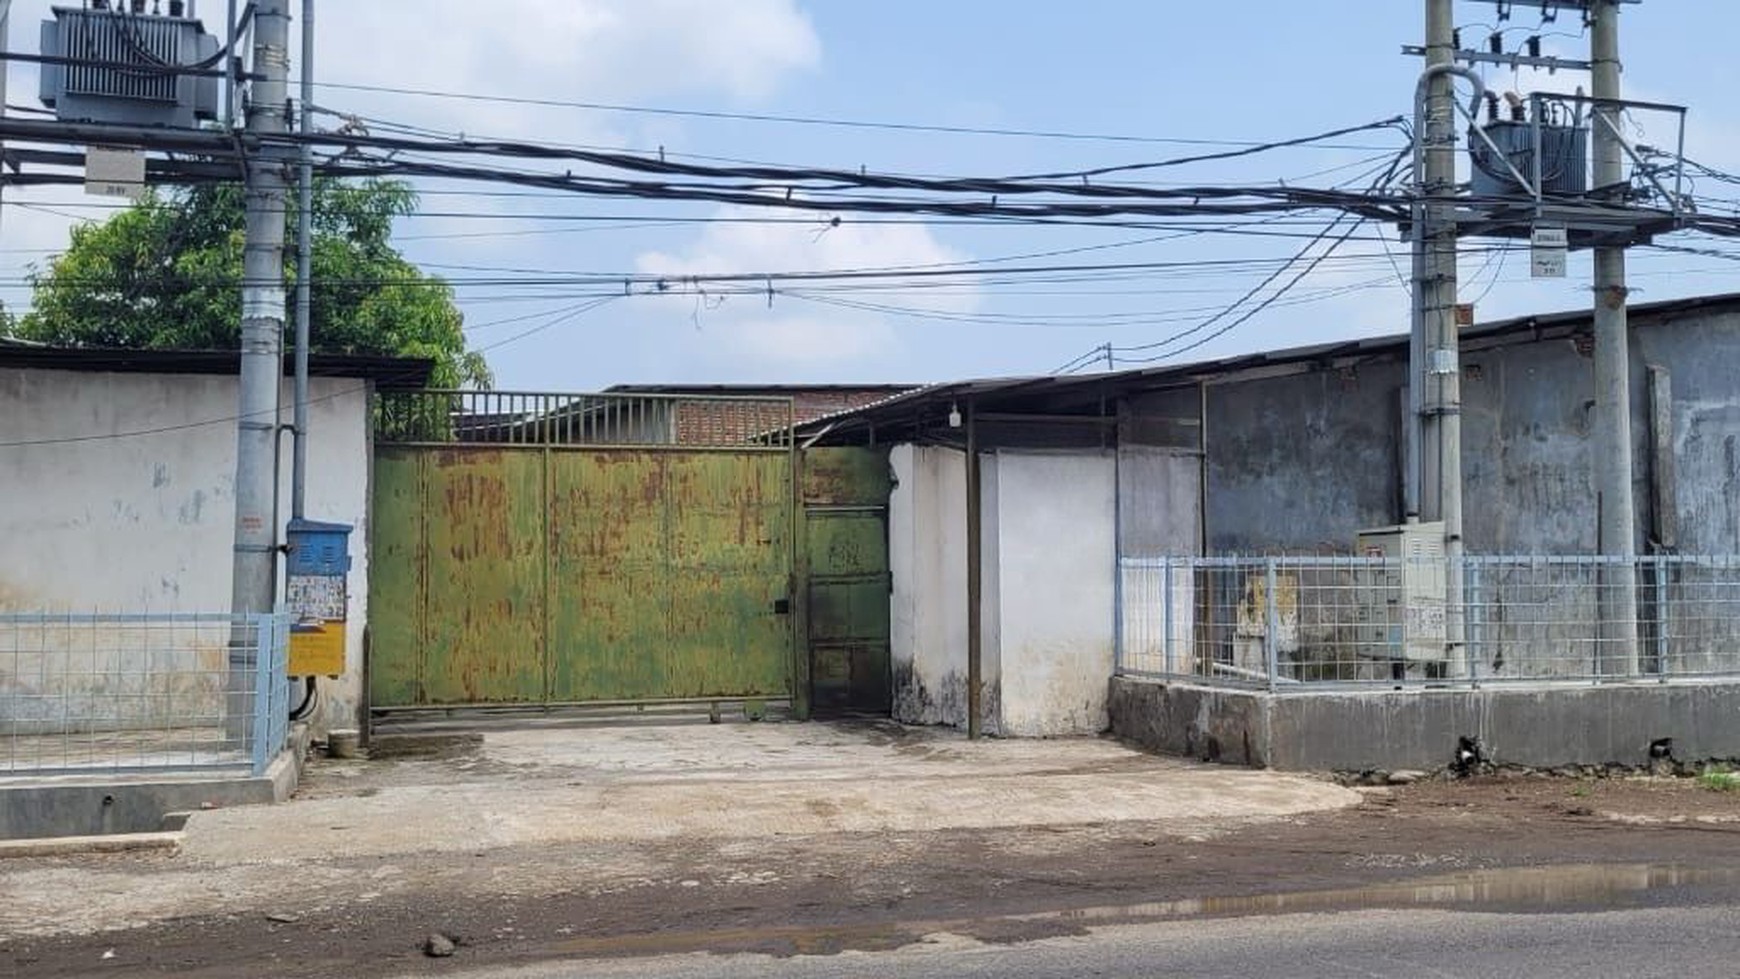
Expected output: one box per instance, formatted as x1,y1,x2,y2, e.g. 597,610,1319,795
11,728,1740,978
422,904,1740,979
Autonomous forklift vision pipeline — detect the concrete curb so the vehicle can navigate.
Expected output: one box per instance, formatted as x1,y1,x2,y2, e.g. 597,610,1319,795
1109,676,1740,771
0,831,182,860
271,722,314,802
0,722,313,842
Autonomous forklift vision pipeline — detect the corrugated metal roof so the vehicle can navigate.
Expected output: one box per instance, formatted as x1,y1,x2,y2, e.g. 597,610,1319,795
0,347,436,391
796,291,1740,436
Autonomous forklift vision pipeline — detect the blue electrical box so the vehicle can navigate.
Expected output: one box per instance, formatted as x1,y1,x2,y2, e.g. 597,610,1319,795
286,520,353,677
286,520,353,577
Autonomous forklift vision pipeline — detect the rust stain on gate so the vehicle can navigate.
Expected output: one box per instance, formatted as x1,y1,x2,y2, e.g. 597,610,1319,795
368,391,797,712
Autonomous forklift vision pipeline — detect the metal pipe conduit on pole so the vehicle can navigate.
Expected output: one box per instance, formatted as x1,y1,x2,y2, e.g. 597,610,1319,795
292,0,313,521
225,0,238,128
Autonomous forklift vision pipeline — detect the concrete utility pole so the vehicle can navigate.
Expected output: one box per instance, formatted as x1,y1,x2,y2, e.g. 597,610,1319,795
292,0,314,520
228,0,292,733
1415,0,1467,673
1591,0,1640,674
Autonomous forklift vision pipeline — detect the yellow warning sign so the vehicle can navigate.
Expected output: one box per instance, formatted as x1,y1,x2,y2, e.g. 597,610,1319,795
289,618,346,678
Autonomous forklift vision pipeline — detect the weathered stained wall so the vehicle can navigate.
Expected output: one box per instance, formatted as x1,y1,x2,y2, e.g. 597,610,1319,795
1203,365,1404,553
0,368,372,733
988,451,1116,736
1641,309,1740,554
1458,337,1600,553
1118,386,1203,559
889,445,986,729
1161,309,1740,556
888,445,1115,736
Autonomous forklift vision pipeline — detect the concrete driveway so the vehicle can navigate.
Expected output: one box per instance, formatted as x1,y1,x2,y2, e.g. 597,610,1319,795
0,719,1359,940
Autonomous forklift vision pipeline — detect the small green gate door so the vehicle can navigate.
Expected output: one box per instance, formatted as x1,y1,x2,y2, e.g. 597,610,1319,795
803,448,892,714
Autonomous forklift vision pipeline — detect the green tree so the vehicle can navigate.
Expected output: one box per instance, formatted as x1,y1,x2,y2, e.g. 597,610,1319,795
13,178,489,388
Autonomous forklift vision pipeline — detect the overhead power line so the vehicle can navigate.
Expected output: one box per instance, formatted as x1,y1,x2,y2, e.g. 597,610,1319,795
15,245,1526,293
1050,146,1414,372
1111,218,1374,366
307,80,1407,150
1005,118,1408,181
1100,213,1365,359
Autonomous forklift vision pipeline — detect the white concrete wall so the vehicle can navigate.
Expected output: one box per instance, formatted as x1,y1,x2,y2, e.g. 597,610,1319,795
979,452,1003,733
988,451,1117,736
0,368,373,732
887,444,1116,736
889,444,974,727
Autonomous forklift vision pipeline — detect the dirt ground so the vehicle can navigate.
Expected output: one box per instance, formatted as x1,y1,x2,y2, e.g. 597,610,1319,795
4,723,1739,978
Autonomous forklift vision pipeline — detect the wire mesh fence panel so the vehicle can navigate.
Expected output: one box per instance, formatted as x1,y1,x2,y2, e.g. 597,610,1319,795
1118,555,1740,690
1658,557,1740,678
1120,558,1408,687
1464,558,1611,680
0,613,289,776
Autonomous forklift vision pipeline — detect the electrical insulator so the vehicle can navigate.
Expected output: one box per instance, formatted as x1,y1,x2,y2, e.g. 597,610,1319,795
1452,28,1462,50
1485,92,1501,124
1526,36,1542,59
1488,32,1504,55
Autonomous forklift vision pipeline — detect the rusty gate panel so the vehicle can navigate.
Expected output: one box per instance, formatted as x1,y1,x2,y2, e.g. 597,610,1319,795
368,448,425,707
419,449,548,704
661,453,792,698
546,451,672,702
545,451,792,703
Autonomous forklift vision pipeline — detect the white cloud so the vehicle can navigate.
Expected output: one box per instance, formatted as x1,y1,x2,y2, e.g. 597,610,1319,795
0,1,826,324
634,208,980,367
318,0,821,140
4,0,821,142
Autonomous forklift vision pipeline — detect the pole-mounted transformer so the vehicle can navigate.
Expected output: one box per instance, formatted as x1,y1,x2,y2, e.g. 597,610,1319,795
38,3,220,127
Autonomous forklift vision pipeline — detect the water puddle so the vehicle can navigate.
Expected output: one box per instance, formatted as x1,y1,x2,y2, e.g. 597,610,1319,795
1018,862,1736,924
546,863,1737,960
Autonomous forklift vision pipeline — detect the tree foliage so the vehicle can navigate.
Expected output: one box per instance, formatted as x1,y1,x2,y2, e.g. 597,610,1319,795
13,178,489,388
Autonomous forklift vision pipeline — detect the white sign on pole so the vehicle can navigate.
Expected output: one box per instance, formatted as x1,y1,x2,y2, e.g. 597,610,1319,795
1531,225,1569,278
85,146,148,201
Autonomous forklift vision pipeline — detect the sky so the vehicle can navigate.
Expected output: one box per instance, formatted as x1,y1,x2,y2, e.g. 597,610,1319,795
3,0,1739,390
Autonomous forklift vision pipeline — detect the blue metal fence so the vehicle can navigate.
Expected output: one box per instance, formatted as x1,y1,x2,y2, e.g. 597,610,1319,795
0,612,292,776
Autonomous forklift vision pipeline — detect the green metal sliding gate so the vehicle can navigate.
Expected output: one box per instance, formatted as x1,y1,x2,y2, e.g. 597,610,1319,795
368,391,800,712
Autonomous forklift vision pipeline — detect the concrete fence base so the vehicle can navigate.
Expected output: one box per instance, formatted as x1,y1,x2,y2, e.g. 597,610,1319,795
1108,676,1740,772
0,723,311,841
